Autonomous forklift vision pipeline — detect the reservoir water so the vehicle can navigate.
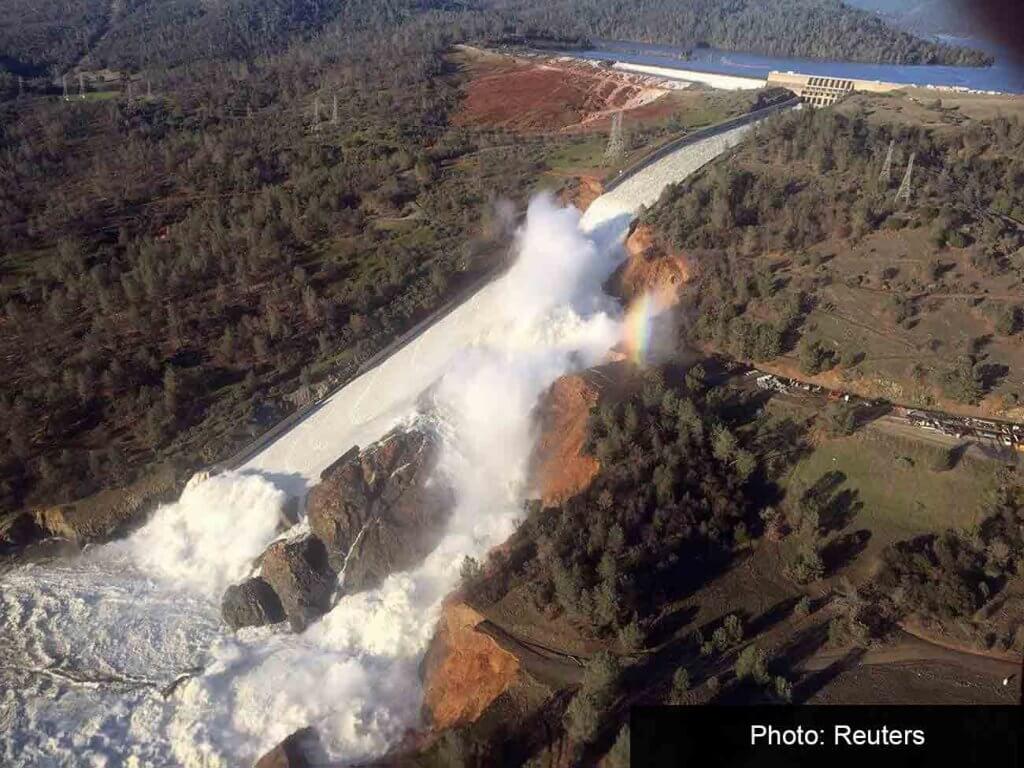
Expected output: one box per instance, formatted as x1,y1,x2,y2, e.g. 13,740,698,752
566,38,1024,94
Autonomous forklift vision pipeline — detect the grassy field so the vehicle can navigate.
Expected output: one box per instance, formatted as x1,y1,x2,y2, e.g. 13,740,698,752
775,416,998,583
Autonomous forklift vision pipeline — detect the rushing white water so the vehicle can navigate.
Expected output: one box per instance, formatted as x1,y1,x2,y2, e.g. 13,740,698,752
0,124,757,767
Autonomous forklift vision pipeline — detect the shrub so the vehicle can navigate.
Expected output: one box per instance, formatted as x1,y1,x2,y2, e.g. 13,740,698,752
735,645,770,685
940,356,983,404
824,403,857,436
799,337,836,375
785,542,825,584
794,596,812,618
773,675,793,702
669,667,691,704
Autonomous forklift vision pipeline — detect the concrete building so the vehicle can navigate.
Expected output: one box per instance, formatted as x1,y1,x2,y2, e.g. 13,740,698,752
767,71,903,107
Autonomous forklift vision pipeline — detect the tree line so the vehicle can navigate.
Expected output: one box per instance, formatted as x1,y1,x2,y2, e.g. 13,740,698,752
0,0,992,78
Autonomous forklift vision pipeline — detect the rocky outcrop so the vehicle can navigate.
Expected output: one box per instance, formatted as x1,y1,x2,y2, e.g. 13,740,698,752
305,446,369,565
31,462,186,544
606,223,691,307
559,175,604,213
222,577,286,629
420,602,521,730
253,728,319,768
221,428,454,632
261,535,336,632
307,430,454,590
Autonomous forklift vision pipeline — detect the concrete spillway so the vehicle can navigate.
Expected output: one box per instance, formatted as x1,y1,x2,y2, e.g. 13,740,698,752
240,118,759,495
0,116,765,768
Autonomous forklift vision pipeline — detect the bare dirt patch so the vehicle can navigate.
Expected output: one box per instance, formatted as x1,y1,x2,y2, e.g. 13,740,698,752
421,601,522,730
530,362,641,507
452,52,667,133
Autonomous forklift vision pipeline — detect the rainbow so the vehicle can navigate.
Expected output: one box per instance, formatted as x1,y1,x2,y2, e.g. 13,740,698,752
623,293,658,365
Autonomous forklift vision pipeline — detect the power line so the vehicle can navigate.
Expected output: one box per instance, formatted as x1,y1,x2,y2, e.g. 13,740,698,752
895,152,915,205
879,138,895,184
604,110,624,163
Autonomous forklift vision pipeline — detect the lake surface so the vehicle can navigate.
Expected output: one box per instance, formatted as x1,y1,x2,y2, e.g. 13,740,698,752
565,39,1024,95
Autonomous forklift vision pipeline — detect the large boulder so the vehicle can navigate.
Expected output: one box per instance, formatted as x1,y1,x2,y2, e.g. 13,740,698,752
221,429,454,633
222,577,286,629
253,728,319,768
260,535,336,631
305,446,371,568
306,430,454,592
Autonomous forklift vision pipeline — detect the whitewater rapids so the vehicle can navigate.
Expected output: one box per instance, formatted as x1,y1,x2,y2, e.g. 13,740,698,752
0,121,756,766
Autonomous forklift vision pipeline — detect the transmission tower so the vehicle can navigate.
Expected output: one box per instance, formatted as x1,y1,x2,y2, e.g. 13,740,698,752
604,111,625,163
895,152,916,205
879,139,895,184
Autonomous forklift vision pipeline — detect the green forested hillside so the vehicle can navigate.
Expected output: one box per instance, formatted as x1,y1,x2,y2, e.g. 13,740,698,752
0,5,525,513
488,0,992,65
0,0,997,521
643,97,1024,409
0,0,108,73
0,0,991,76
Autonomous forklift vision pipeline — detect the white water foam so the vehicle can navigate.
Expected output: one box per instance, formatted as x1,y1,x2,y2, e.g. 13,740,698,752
1,194,633,767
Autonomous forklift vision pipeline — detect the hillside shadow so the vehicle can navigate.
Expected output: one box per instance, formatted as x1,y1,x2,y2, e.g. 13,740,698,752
239,469,309,500
647,604,699,648
794,646,866,703
747,596,802,637
822,529,872,575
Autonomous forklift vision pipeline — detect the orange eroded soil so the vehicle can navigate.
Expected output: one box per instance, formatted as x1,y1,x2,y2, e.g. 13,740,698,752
532,374,602,508
612,224,692,306
454,57,667,133
531,363,642,507
421,602,522,730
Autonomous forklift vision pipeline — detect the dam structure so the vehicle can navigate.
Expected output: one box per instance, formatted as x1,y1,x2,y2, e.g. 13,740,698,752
0,110,781,767
766,70,903,107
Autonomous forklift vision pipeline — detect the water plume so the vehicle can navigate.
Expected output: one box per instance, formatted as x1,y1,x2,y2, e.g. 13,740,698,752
44,194,629,767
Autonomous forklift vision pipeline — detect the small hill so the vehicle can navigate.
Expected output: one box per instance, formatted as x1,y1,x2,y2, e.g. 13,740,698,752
643,91,1024,418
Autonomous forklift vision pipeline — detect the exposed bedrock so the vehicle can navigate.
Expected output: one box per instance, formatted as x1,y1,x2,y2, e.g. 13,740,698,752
260,535,336,632
221,428,454,631
307,429,454,592
420,602,522,730
26,461,187,546
605,222,691,307
222,577,286,629
253,727,321,768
